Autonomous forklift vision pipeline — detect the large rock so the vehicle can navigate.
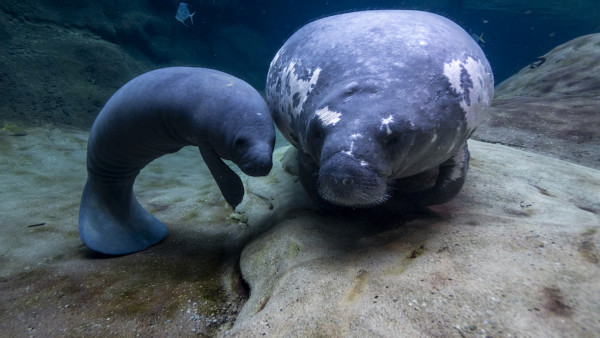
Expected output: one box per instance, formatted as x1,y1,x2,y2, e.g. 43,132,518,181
0,26,152,128
474,33,600,169
227,142,600,337
0,0,159,127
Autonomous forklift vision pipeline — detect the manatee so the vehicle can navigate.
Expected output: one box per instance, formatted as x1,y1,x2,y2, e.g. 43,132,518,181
79,67,275,255
266,10,493,209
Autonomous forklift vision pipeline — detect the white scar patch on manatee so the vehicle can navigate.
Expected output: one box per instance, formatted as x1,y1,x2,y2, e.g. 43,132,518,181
282,61,321,117
315,106,342,126
443,56,492,129
270,50,281,68
342,133,363,157
380,115,394,135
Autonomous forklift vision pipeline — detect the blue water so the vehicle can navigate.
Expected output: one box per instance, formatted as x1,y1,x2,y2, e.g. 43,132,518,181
165,0,599,83
221,0,600,83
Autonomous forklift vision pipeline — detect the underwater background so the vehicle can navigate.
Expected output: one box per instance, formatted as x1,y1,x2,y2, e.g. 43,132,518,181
1,0,599,128
1,0,600,337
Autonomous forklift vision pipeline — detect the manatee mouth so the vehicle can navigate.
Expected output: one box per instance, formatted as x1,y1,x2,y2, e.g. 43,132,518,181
238,145,273,177
317,153,389,207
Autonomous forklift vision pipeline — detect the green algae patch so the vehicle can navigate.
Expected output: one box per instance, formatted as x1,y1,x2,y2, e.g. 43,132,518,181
182,209,200,222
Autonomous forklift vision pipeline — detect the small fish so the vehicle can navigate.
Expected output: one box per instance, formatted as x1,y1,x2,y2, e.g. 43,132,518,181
529,56,546,69
471,32,485,44
175,2,195,27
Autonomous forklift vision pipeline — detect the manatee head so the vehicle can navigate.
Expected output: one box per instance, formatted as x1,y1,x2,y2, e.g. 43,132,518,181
218,94,276,177
296,56,492,207
301,81,422,207
232,125,275,177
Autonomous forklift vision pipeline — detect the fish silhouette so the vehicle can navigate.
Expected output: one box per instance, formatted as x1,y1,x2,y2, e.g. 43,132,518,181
471,32,485,44
175,2,195,27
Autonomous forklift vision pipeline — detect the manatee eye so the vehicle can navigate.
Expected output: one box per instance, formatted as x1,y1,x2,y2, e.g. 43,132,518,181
341,83,360,102
234,137,248,149
344,82,360,96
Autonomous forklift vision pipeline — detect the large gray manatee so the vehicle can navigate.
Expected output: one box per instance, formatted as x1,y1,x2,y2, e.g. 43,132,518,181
266,10,494,209
79,67,275,255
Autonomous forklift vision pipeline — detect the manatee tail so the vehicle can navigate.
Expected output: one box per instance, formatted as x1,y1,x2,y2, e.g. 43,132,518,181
78,176,168,255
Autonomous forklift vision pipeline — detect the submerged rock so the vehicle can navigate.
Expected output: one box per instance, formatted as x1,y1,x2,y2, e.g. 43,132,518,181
0,0,271,128
228,141,600,337
0,18,152,127
474,33,600,169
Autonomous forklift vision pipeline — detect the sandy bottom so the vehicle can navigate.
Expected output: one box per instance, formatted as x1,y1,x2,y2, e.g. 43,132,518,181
1,125,598,337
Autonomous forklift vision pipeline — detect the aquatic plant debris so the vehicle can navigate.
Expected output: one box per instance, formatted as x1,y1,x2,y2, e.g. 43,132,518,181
1,122,27,136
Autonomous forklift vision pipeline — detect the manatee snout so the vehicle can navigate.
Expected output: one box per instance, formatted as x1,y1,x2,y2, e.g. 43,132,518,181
317,152,388,207
238,143,273,176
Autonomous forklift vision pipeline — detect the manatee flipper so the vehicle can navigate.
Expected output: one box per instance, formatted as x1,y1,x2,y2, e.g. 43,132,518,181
413,142,470,206
78,177,169,255
297,149,340,210
200,148,244,209
297,149,320,204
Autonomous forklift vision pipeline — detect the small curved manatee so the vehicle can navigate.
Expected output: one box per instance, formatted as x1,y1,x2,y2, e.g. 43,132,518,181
266,10,494,209
79,67,275,255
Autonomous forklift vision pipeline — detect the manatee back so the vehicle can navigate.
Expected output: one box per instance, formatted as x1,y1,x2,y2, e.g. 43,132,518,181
266,10,494,150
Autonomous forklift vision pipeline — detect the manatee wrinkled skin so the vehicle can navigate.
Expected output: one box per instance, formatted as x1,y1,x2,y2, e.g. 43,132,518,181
79,67,275,255
266,10,494,209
